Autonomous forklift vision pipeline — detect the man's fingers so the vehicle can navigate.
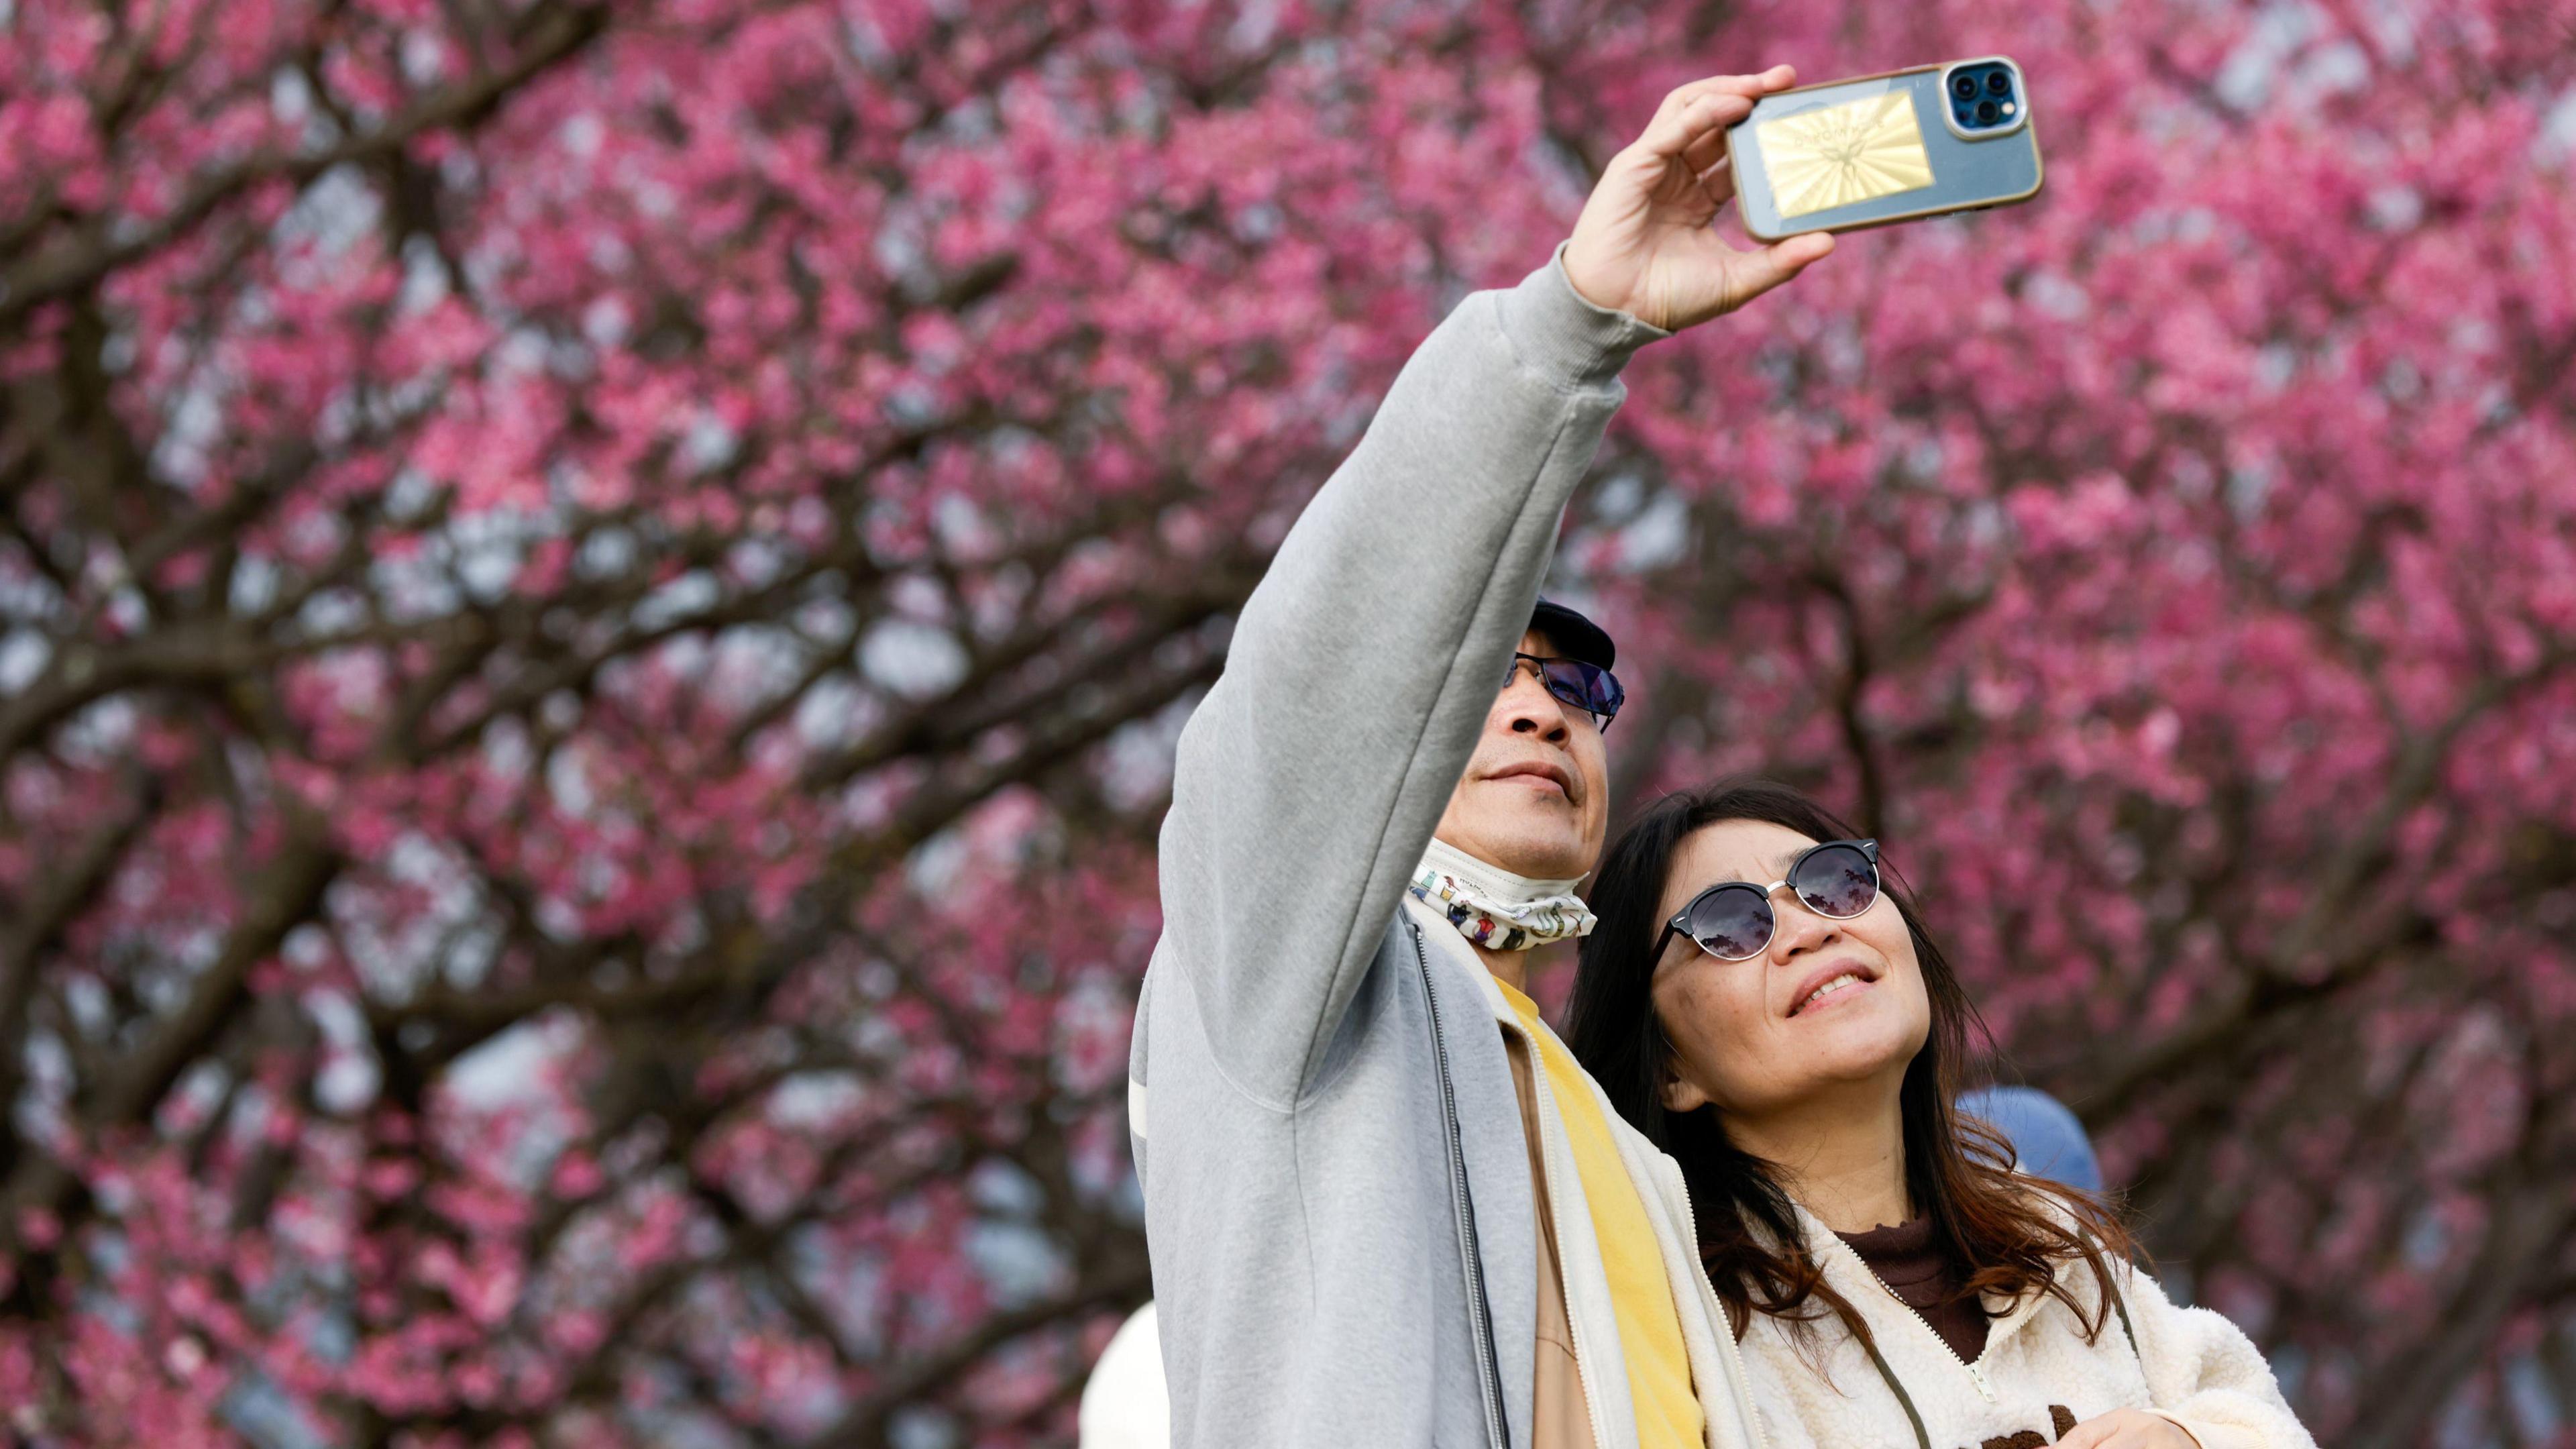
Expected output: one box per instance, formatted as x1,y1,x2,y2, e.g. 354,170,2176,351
1633,64,1796,160
1680,122,1729,178
1696,153,1737,209
2054,1423,2116,1449
1666,63,1799,110
1633,89,1758,162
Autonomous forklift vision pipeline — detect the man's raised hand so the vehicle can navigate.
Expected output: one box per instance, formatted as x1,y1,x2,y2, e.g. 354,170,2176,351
1561,65,1835,332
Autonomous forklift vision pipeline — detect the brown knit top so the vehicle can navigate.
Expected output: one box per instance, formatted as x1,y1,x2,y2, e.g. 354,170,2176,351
1836,1216,1992,1364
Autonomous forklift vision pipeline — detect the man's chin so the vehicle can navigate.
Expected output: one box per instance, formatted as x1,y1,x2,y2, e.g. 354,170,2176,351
1460,825,1595,882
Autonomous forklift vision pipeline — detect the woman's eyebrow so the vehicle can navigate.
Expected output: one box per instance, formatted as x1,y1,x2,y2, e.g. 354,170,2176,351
1695,851,1797,890
1754,851,1799,881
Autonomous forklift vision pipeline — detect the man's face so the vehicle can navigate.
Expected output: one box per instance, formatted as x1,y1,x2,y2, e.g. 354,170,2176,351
1431,630,1612,881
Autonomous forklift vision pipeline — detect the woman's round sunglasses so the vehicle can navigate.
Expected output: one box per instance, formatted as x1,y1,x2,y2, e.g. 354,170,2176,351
1652,839,1881,963
1507,651,1624,730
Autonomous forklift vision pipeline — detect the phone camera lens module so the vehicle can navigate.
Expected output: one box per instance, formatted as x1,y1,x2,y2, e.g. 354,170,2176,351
1952,74,1979,100
1975,99,2000,123
1987,71,2012,95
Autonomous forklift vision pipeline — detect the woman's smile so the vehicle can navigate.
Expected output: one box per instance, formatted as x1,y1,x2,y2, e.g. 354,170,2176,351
1783,957,1884,1018
1788,971,1872,1016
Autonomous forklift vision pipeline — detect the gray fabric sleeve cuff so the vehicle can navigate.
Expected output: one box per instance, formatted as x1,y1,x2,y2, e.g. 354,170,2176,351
1496,239,1672,390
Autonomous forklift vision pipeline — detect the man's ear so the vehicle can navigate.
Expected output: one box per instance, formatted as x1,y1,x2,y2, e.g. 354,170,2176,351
1662,1072,1710,1114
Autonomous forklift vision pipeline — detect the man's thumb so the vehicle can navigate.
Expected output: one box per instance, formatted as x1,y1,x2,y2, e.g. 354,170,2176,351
1724,231,1835,308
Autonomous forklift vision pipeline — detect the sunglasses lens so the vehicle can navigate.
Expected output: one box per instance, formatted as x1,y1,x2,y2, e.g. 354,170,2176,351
1541,659,1623,724
1792,843,1878,919
1541,668,1587,713
1686,885,1774,959
1586,665,1625,720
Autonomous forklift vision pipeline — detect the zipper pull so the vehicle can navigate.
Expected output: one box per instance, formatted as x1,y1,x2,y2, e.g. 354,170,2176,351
1966,1362,1996,1402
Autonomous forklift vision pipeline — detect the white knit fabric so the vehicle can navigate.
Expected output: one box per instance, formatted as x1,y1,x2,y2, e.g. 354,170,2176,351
1078,1303,1170,1449
1736,1203,2316,1449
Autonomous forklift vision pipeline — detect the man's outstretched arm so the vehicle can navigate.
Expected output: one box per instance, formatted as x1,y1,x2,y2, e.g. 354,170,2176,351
1155,67,1835,1108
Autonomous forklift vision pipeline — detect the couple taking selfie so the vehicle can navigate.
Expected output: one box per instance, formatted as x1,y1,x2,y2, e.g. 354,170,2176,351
1124,62,2316,1449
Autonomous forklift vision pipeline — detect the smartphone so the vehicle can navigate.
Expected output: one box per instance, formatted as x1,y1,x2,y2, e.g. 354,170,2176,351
1725,57,2043,241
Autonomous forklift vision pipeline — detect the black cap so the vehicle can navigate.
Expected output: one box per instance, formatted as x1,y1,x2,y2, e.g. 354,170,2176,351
1529,597,1615,670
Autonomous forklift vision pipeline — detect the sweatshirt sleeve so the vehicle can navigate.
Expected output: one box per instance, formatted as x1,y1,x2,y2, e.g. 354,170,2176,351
2118,1263,2318,1449
1154,244,1665,1108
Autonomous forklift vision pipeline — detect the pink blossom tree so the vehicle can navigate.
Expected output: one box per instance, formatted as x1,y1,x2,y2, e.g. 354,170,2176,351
0,0,2569,1443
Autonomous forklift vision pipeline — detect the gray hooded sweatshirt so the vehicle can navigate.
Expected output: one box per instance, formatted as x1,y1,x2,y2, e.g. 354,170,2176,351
1128,248,1771,1449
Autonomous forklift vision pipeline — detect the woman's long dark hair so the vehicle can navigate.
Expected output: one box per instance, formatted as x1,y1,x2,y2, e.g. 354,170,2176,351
1564,777,2133,1351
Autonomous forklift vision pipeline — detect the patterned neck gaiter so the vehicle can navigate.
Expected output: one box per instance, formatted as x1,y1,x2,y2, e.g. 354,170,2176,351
1409,836,1598,952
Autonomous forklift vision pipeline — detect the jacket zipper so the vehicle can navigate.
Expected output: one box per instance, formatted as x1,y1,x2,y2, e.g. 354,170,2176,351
1848,1244,1998,1402
1415,923,1511,1449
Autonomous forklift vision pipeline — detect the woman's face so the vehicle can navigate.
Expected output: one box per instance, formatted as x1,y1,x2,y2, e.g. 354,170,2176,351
1649,819,1930,1123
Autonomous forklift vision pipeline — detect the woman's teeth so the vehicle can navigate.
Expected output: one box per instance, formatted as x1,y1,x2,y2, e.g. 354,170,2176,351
1797,973,1864,1014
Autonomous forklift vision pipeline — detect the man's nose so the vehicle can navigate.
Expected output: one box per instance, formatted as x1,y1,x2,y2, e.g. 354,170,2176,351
1498,668,1572,741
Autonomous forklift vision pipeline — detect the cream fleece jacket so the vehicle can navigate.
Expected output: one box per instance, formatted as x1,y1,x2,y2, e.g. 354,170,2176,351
1735,1204,2315,1449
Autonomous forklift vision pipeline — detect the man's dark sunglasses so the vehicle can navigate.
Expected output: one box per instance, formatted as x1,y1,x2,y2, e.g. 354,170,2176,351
1652,839,1881,963
1505,652,1624,730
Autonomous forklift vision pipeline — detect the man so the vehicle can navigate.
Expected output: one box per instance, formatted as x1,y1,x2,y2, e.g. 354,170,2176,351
1129,66,1834,1448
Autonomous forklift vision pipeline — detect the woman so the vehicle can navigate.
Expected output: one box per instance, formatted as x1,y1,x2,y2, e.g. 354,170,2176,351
1564,780,2313,1449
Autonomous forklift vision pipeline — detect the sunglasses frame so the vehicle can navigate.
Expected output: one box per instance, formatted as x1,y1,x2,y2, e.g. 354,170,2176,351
1652,838,1882,965
1506,651,1625,731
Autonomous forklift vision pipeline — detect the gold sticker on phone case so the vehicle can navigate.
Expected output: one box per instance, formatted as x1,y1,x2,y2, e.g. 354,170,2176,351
1758,92,1935,218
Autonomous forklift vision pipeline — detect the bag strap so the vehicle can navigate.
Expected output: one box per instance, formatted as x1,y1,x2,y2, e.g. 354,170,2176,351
1860,1333,1936,1449
2110,1273,2139,1357
2097,1250,2147,1393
